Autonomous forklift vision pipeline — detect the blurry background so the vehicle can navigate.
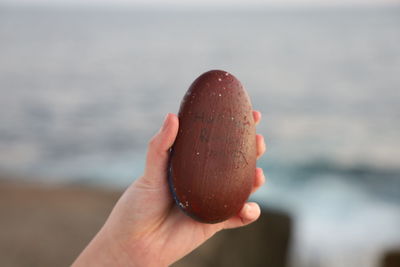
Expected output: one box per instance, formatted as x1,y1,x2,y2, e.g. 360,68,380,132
0,0,399,266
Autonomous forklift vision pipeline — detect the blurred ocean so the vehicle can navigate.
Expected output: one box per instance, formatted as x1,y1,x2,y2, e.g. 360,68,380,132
0,4,399,267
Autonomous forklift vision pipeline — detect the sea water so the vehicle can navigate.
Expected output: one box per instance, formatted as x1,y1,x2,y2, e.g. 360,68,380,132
0,4,399,267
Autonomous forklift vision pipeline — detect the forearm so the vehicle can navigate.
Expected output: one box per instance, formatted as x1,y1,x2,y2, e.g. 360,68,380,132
72,228,134,267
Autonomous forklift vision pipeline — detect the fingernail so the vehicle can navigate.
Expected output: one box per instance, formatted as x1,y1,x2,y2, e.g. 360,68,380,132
246,203,253,214
161,113,170,132
247,203,259,218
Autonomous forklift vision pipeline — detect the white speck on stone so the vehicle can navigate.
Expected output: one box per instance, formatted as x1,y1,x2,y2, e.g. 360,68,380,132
196,152,200,155
179,202,185,209
185,201,189,207
218,78,222,82
218,93,222,97
225,72,229,76
231,117,235,121
224,204,228,208
222,87,226,90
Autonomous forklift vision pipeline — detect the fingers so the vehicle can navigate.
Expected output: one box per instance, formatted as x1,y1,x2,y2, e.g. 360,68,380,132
143,113,179,186
221,202,261,230
256,134,266,159
251,167,266,194
220,111,264,230
253,110,266,159
252,110,261,125
253,111,266,193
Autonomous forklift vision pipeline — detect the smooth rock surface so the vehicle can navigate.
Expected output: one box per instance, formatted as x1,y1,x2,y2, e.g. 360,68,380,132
169,70,256,223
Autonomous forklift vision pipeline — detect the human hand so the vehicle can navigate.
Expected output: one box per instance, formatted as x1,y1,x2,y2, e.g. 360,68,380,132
73,111,266,267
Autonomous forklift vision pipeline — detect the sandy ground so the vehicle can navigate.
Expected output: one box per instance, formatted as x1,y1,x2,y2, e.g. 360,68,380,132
0,178,291,267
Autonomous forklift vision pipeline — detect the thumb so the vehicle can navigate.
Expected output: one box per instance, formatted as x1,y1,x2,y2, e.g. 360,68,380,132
220,202,261,230
143,113,179,186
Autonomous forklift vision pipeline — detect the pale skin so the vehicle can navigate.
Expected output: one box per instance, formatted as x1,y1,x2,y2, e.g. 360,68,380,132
73,111,266,267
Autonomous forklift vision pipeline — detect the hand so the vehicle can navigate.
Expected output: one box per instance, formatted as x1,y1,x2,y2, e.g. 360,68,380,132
73,111,267,267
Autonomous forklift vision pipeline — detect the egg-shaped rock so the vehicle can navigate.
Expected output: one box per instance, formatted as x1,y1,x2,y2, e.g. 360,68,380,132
168,70,256,223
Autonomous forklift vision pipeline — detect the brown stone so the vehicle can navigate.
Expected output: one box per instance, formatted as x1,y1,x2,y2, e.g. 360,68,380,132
169,70,256,223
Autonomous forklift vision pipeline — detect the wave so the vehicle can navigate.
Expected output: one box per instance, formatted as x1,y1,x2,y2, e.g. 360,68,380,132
263,159,400,202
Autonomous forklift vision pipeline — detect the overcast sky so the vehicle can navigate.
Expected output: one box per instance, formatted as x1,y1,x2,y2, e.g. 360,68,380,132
1,0,398,7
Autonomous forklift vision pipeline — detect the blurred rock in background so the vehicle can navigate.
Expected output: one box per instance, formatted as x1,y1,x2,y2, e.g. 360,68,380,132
173,209,291,267
0,180,291,267
0,180,119,267
381,250,400,267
